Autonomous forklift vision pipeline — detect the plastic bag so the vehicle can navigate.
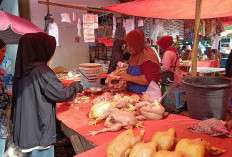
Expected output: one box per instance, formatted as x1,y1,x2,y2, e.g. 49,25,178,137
4,142,25,157
61,12,71,23
142,81,161,102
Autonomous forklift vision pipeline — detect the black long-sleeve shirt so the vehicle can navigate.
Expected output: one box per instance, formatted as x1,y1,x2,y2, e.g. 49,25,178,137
12,64,83,149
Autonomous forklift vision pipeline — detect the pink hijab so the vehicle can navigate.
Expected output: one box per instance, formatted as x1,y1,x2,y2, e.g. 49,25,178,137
157,36,178,57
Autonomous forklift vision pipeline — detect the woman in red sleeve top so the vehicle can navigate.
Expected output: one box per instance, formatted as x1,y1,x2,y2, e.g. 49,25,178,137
119,30,161,94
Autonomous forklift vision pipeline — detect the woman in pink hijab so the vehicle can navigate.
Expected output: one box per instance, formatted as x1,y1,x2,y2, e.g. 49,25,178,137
157,36,181,84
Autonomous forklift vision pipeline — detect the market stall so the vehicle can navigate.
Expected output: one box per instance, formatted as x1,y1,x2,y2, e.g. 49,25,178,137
37,0,232,156
56,97,232,156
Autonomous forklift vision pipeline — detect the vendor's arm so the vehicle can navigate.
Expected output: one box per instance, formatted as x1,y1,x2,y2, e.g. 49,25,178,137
40,68,83,103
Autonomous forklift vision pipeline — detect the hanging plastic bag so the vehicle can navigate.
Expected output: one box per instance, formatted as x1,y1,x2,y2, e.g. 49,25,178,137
61,12,71,23
48,22,59,46
142,81,162,102
73,12,76,21
77,18,82,36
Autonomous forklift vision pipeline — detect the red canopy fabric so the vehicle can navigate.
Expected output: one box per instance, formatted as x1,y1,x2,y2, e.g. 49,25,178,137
104,0,232,19
0,10,44,44
221,17,232,27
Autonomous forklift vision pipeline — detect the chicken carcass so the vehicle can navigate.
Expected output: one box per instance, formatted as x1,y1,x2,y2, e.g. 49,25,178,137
175,138,226,157
113,94,140,109
129,141,161,157
92,92,113,105
114,96,132,109
151,128,176,151
88,101,116,125
107,129,145,157
88,110,143,136
135,100,165,120
112,93,124,102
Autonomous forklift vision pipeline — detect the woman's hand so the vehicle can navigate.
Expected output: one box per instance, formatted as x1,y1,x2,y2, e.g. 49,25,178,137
119,72,132,81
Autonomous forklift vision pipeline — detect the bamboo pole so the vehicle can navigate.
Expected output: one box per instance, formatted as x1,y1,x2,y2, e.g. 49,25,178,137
191,0,203,77
38,1,120,15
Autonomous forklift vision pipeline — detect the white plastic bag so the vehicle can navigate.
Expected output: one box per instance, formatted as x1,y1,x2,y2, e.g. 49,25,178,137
142,81,161,102
4,143,25,157
73,12,76,21
61,12,71,23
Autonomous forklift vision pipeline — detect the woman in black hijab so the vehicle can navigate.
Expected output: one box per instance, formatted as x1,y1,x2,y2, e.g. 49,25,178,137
12,32,83,156
108,39,125,74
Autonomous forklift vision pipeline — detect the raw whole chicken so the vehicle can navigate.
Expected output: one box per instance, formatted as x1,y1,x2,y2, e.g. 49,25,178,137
88,110,143,136
89,93,140,125
129,141,161,157
107,129,145,157
113,94,140,109
114,96,131,109
112,93,124,102
151,128,176,151
135,100,165,120
89,101,113,119
175,138,226,157
92,92,113,105
88,101,117,125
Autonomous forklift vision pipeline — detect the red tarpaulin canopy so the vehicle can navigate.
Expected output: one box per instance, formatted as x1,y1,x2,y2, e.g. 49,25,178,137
0,10,44,44
104,0,232,19
221,17,232,27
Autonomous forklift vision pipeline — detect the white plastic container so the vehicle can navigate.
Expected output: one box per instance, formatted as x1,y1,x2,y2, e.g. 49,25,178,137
79,63,102,88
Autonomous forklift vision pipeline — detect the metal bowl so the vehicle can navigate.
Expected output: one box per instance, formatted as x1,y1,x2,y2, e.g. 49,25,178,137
84,87,103,95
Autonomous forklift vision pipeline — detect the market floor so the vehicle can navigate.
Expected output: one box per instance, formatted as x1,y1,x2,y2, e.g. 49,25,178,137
55,120,76,157
54,138,76,157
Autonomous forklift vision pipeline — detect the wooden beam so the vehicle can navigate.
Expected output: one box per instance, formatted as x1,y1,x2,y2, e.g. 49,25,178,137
18,0,31,21
38,1,120,15
191,0,202,77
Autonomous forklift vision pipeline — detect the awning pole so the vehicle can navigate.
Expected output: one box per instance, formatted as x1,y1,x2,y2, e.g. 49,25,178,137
191,0,202,77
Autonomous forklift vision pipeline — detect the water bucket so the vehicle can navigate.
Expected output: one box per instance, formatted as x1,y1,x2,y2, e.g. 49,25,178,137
78,63,102,88
182,76,232,120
